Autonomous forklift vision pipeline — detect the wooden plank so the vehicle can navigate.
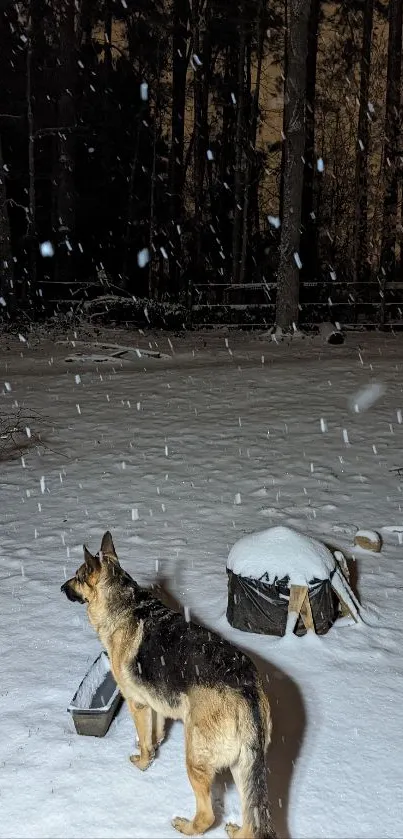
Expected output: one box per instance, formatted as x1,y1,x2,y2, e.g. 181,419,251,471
287,585,309,634
300,591,315,632
338,595,352,618
331,581,359,622
288,585,308,613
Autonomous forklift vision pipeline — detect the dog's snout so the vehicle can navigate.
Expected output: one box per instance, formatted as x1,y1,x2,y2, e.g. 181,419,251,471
61,579,85,604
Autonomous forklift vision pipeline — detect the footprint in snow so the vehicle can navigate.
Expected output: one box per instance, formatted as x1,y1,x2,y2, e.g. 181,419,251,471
332,523,358,536
260,507,284,517
251,487,268,497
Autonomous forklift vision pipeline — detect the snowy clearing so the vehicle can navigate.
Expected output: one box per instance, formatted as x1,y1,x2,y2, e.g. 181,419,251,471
1,327,403,839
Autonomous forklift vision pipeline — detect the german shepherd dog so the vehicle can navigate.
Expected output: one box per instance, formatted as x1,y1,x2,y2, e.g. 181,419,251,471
61,532,276,839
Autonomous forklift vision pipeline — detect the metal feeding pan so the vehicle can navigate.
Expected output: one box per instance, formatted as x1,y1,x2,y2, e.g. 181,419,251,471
68,651,122,737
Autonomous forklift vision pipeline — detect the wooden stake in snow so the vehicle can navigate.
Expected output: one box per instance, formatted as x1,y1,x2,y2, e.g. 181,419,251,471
287,584,315,634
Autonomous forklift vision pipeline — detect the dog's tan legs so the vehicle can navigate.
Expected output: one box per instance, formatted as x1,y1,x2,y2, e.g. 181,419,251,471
172,724,215,836
225,823,253,839
153,711,166,748
127,701,154,771
172,762,215,836
156,712,165,745
225,761,258,839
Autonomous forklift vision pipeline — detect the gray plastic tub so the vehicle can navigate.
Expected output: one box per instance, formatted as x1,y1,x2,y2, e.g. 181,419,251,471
68,651,122,737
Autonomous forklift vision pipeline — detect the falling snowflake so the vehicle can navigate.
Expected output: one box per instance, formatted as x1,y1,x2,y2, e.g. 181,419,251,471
39,241,54,258
348,383,386,414
137,248,150,268
293,252,302,269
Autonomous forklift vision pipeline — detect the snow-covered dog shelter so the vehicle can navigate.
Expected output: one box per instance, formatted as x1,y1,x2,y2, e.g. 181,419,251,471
226,526,361,636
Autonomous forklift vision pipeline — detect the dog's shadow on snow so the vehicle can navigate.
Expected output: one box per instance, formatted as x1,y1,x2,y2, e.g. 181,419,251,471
247,648,304,839
155,579,305,839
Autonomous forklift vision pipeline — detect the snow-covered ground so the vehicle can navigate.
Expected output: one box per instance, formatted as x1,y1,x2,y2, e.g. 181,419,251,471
1,326,403,839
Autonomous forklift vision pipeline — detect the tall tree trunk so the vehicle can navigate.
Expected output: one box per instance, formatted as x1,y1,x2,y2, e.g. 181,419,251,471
200,3,211,195
149,45,162,301
353,0,374,295
217,45,237,282
168,0,189,294
195,0,212,286
0,133,15,315
276,0,310,330
239,39,253,286
26,10,36,305
77,0,93,47
121,119,144,289
102,0,113,248
192,0,203,290
379,0,402,323
231,2,246,285
248,0,265,249
149,116,158,301
300,0,321,282
220,46,234,186
55,0,76,287
279,0,288,220
104,0,112,73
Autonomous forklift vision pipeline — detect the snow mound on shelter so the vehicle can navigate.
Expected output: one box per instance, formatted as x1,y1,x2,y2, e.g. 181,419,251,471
227,525,335,585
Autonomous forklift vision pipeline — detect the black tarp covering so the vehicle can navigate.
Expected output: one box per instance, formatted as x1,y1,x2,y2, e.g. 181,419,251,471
226,568,339,637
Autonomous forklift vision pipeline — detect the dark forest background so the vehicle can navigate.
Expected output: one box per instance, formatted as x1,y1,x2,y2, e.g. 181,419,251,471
0,0,401,329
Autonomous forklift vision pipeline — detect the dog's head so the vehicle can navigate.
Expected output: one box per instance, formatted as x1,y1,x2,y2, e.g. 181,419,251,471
61,531,119,605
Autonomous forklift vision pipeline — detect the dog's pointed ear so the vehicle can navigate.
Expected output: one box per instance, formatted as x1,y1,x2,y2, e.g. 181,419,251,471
83,545,100,571
100,531,117,559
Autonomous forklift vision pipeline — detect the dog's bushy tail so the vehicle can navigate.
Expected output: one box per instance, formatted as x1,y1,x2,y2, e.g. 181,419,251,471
234,690,276,839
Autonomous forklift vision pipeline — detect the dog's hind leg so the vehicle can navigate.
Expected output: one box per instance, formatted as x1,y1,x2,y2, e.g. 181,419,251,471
172,723,215,836
172,762,215,836
128,701,155,770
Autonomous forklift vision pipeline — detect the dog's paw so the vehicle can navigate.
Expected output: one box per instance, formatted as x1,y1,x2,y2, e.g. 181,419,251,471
129,751,154,771
172,815,214,836
171,817,197,836
225,823,241,839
